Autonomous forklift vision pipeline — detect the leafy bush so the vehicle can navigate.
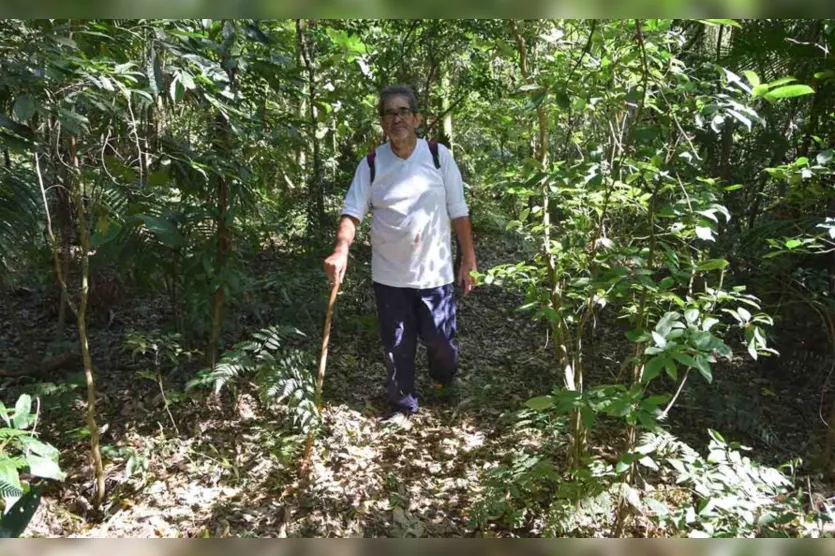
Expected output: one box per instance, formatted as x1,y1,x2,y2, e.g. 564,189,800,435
636,429,824,538
0,394,65,537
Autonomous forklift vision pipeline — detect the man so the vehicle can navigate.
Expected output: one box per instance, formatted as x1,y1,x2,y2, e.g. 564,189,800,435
323,84,477,422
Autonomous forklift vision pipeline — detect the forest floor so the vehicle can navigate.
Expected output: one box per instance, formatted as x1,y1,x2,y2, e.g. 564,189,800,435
1,231,832,537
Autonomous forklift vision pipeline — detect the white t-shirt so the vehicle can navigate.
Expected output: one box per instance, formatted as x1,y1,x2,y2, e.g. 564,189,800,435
341,138,469,289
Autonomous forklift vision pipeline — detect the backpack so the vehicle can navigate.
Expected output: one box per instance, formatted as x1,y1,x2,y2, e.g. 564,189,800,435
366,139,441,184
365,139,463,280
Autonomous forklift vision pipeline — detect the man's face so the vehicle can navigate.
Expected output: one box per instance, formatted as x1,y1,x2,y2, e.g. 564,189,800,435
381,94,421,142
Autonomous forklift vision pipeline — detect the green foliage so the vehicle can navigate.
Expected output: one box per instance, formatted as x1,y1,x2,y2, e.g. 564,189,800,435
187,326,318,433
0,394,64,537
122,330,196,371
637,430,822,537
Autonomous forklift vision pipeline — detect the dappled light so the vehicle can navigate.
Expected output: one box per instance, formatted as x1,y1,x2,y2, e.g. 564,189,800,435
0,18,834,538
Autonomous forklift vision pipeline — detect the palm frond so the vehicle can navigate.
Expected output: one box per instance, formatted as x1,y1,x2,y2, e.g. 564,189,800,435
0,164,44,283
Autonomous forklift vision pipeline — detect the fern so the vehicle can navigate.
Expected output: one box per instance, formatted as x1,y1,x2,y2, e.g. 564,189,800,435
188,326,319,433
0,479,22,499
256,348,318,433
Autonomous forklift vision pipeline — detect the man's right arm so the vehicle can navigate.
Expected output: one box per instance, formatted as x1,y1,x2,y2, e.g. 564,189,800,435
325,157,370,285
324,214,359,285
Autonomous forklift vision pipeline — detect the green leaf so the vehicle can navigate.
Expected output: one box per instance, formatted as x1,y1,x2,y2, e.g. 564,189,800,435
697,259,729,271
695,355,713,383
664,358,678,380
738,307,752,322
766,77,798,88
12,395,32,430
752,84,770,98
651,331,667,348
19,437,59,459
616,453,634,474
12,96,35,122
695,226,714,241
146,170,169,187
658,276,675,290
180,71,196,91
0,487,41,538
672,351,699,369
784,239,802,249
639,456,659,470
685,309,699,324
524,396,553,411
57,109,89,136
137,215,185,249
645,497,669,517
125,455,141,478
26,455,65,481
170,76,184,103
816,149,833,165
626,330,650,342
643,356,666,382
765,84,815,100
724,184,743,191
742,70,760,88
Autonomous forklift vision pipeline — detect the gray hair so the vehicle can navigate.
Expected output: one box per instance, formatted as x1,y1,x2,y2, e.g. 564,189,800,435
377,84,419,117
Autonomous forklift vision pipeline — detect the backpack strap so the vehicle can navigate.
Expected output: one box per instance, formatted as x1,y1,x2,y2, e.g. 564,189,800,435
366,150,376,184
428,140,441,170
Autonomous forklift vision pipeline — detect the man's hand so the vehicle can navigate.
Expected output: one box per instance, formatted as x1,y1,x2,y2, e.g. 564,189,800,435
457,257,477,295
324,249,348,285
324,216,358,286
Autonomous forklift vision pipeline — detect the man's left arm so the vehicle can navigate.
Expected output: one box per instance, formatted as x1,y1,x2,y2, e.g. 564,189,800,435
439,144,477,295
452,216,477,295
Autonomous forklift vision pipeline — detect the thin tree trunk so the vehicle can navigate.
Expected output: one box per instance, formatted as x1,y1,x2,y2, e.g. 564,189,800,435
297,19,324,237
208,114,231,368
296,22,308,187
68,134,106,508
55,116,72,342
207,34,238,366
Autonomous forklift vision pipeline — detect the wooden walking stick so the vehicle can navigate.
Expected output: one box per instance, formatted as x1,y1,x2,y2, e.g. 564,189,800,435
299,276,341,477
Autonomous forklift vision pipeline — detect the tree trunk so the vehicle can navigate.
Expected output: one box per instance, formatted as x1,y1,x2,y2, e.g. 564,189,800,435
207,33,238,366
55,116,73,342
55,184,72,341
296,22,308,188
297,19,324,238
208,115,231,368
69,133,106,508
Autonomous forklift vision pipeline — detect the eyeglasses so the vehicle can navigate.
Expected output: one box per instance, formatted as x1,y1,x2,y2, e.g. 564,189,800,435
382,107,413,119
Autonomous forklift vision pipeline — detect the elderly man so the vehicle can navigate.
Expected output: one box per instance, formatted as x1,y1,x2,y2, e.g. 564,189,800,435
324,84,477,422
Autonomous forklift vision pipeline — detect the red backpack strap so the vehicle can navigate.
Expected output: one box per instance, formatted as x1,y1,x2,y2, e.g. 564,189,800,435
366,150,376,184
428,140,441,169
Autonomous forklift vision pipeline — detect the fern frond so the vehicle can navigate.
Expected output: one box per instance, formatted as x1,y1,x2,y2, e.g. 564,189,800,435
0,479,23,499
